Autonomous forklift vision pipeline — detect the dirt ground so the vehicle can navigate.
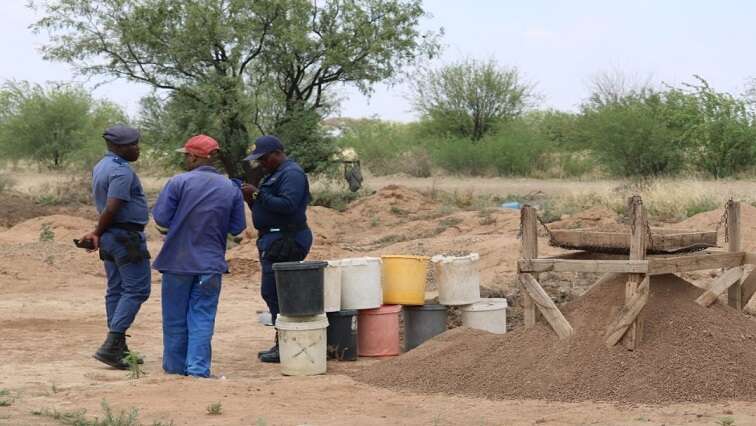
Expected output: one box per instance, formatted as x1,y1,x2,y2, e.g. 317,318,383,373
3,184,756,425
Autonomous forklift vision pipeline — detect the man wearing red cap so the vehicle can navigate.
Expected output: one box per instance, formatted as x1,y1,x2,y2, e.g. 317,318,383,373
152,134,246,378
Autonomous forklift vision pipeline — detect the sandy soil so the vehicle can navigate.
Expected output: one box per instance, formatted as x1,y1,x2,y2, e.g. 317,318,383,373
3,186,756,425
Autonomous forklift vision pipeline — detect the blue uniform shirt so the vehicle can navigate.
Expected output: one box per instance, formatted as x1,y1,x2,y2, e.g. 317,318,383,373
152,166,247,275
252,160,310,230
92,152,149,225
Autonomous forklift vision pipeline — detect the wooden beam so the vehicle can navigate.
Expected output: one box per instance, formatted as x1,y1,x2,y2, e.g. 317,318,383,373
518,258,648,274
696,267,744,307
743,252,756,265
647,251,744,275
548,229,717,253
605,275,650,347
518,273,573,339
520,205,538,328
623,195,648,350
726,201,745,310
740,269,756,308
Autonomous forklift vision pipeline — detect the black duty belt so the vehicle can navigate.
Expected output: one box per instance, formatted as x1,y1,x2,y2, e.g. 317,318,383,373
258,223,308,237
109,222,146,232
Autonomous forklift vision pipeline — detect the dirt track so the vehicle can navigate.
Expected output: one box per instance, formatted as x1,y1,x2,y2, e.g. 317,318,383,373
3,186,756,425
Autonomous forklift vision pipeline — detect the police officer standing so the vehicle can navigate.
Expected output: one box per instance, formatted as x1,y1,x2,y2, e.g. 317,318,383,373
79,125,151,370
241,135,313,364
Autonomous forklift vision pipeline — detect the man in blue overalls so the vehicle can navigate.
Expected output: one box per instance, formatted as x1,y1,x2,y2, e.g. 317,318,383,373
79,125,151,370
241,135,313,363
152,134,246,378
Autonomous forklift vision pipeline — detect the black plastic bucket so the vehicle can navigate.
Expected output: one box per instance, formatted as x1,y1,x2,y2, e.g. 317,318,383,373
403,304,448,351
273,261,328,317
326,309,359,361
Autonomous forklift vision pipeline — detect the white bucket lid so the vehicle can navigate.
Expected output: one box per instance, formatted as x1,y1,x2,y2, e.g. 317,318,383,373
461,298,508,312
339,257,382,266
327,259,343,267
276,314,329,331
431,253,480,264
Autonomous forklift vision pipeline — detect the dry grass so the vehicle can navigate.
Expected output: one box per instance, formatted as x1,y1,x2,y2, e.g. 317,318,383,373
2,166,753,223
540,178,747,222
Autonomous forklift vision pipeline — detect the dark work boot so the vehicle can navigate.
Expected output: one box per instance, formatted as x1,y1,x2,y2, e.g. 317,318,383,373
123,335,144,364
93,331,129,370
259,344,280,363
257,332,278,359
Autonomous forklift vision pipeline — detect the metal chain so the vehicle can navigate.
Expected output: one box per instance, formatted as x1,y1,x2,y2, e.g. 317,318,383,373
536,214,557,244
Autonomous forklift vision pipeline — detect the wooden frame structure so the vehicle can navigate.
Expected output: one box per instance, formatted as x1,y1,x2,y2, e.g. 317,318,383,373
517,198,756,349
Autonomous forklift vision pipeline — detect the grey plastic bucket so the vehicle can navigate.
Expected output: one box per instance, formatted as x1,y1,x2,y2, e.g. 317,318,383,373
403,304,448,351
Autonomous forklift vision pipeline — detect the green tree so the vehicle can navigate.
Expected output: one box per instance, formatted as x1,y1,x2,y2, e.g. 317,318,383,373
675,76,756,177
579,90,689,177
0,81,127,168
33,0,440,177
412,59,535,140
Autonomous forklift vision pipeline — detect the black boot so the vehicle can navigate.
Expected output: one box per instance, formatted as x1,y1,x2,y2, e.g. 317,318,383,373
123,335,144,364
257,332,278,359
259,344,280,363
93,331,129,370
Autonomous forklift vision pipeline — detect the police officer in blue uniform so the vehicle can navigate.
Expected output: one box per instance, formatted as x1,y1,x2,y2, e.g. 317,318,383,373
79,125,151,370
241,135,313,363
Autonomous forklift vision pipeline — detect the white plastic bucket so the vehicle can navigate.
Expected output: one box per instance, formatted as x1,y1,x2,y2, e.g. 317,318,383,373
431,253,481,306
461,298,507,334
340,257,383,310
324,260,343,313
276,314,329,376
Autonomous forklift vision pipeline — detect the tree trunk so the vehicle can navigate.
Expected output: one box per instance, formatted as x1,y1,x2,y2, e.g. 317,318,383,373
218,114,249,179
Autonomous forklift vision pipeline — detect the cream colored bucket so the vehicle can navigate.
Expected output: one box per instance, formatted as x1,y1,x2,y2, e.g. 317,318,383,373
431,253,481,306
340,257,383,310
276,314,329,376
460,298,507,334
324,260,343,312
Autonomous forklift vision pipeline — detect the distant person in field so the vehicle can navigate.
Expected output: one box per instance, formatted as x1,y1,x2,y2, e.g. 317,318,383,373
241,135,313,364
152,135,246,378
80,125,151,370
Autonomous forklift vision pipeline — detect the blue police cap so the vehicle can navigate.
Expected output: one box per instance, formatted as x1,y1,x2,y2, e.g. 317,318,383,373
244,135,284,161
103,125,140,145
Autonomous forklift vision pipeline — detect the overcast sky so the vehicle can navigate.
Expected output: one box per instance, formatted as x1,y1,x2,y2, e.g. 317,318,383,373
2,1,755,121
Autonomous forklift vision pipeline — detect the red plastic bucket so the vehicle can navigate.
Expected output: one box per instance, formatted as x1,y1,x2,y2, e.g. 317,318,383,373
357,304,401,357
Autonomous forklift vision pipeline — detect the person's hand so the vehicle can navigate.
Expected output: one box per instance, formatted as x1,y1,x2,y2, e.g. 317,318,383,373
241,183,258,203
79,232,100,252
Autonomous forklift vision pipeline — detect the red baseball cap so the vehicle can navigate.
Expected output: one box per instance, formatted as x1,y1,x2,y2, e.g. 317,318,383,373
176,134,220,158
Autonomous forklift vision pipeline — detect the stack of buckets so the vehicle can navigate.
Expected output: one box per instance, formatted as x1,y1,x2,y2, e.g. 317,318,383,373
324,253,508,361
272,253,508,375
432,253,508,335
272,260,329,376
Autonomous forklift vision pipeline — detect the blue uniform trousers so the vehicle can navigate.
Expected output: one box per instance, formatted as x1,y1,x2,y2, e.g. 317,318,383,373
100,229,151,333
161,273,222,378
257,229,313,324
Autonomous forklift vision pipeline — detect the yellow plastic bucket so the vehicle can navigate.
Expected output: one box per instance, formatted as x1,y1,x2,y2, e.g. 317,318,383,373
381,255,430,305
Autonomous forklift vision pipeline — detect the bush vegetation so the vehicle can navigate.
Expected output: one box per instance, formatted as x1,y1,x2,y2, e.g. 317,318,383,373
335,75,756,180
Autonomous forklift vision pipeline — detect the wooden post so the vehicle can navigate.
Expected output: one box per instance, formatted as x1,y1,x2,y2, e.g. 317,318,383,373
520,205,538,327
726,201,744,310
623,196,648,350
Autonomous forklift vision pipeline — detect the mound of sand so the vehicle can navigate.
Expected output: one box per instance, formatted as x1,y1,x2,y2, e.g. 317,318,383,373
676,203,756,251
344,184,440,224
354,274,756,403
550,206,626,231
0,214,95,244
